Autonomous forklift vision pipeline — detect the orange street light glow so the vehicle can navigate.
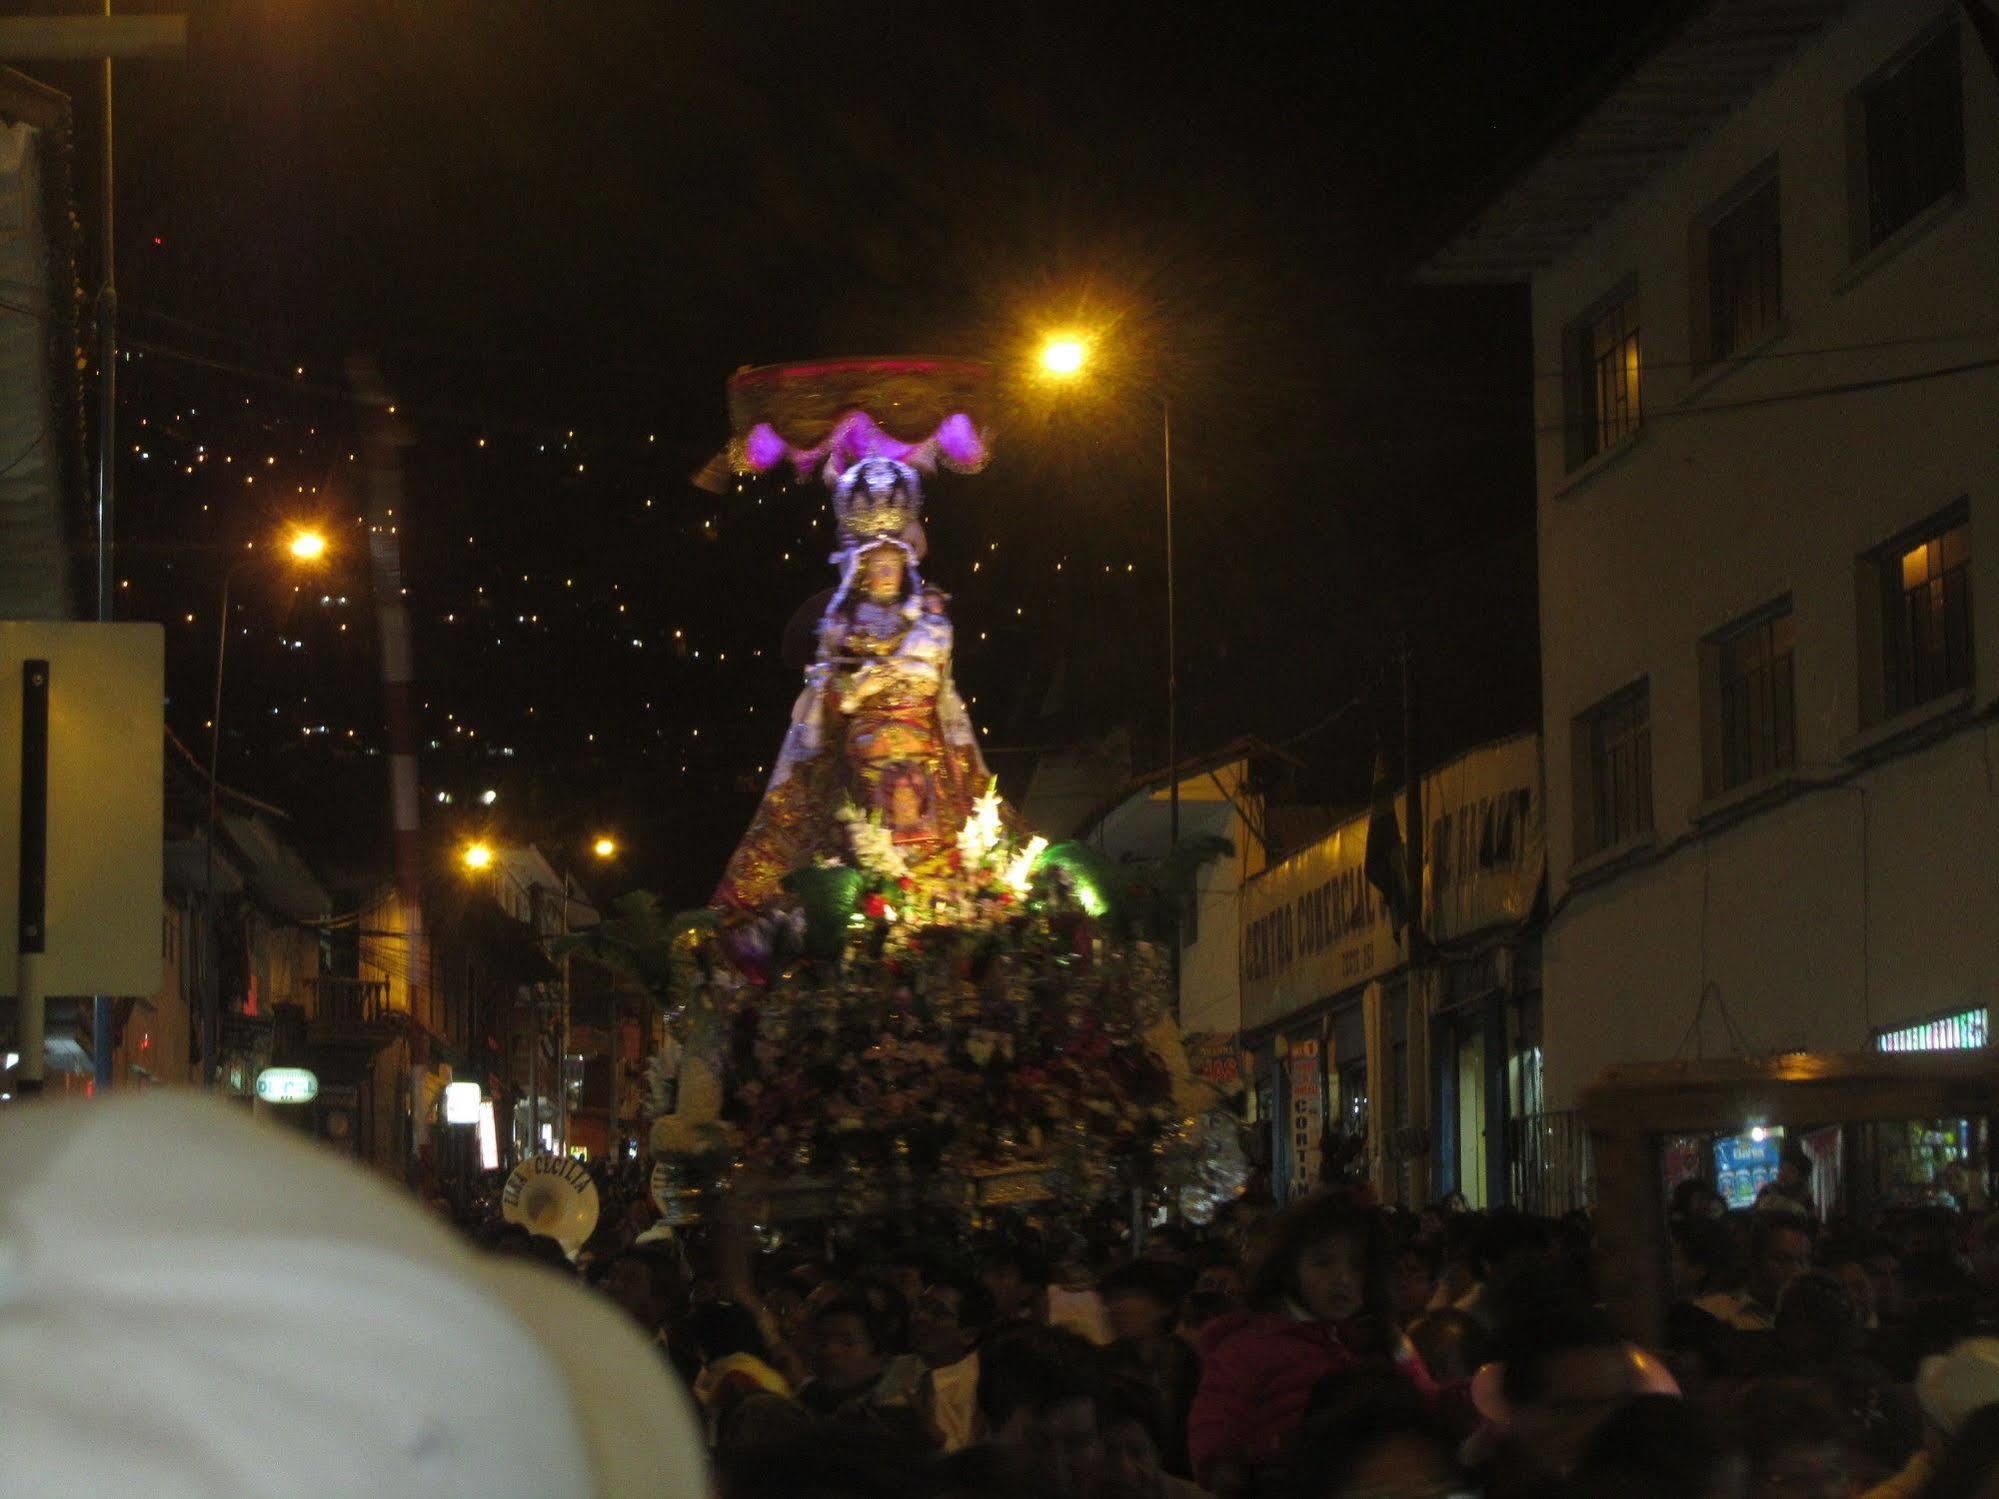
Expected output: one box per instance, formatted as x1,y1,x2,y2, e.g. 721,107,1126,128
592,836,618,859
288,529,328,561
1038,336,1088,378
461,841,494,871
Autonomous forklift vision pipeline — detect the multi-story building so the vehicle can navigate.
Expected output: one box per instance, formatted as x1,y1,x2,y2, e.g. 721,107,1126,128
1425,3,1999,1144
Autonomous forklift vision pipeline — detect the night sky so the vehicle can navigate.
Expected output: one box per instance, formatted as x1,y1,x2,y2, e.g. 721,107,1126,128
23,1,1667,907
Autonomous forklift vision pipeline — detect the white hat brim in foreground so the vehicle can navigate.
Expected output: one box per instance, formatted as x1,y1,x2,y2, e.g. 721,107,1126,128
0,1091,707,1499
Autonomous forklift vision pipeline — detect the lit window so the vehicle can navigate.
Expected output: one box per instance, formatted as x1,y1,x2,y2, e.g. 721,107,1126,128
1564,281,1641,471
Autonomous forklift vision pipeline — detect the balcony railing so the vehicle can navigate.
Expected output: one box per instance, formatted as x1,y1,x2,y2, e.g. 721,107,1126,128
307,977,394,1043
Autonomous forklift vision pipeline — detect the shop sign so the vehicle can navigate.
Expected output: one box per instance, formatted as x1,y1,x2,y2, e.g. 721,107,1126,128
443,1080,483,1125
1184,1032,1245,1090
1422,732,1544,943
1242,820,1395,1032
1286,1037,1324,1197
254,1066,319,1105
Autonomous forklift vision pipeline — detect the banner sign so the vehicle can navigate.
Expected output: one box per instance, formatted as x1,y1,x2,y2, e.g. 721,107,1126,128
1241,733,1544,1034
1242,818,1396,1033
1183,1031,1246,1091
1422,732,1544,943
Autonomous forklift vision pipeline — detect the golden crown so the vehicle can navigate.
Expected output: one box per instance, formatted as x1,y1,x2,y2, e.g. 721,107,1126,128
833,458,924,544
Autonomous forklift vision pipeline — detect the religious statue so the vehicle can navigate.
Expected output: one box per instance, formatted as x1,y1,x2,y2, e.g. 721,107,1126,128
712,456,991,917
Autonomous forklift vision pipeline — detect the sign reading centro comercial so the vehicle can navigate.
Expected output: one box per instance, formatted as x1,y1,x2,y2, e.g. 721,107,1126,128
1241,818,1398,1033
1240,732,1545,1035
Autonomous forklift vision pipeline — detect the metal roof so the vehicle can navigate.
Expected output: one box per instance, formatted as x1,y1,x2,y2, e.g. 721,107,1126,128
1419,0,1853,284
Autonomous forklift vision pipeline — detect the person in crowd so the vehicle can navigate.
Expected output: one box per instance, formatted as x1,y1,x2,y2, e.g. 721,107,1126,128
1564,1393,1744,1499
979,1241,1053,1329
1673,1178,1728,1225
1755,1145,1819,1220
1860,1336,1999,1499
1774,1270,1914,1473
1697,1214,1813,1334
911,1271,994,1454
1188,1195,1398,1496
1392,1237,1440,1326
885,1248,934,1311
1474,1298,1667,1495
1281,1369,1466,1499
1101,1261,1202,1478
687,1299,794,1448
599,1241,687,1350
797,1291,930,1442
1192,1250,1249,1310
1103,1260,1192,1343
972,1323,1106,1499
1405,1305,1491,1400
1724,1379,1853,1499
1098,1375,1209,1499
1459,1210,1557,1333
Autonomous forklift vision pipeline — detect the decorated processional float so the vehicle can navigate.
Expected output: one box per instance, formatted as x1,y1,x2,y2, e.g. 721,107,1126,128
583,357,1246,1231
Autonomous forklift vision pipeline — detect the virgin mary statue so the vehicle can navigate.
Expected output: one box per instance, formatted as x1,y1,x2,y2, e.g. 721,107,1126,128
712,456,991,918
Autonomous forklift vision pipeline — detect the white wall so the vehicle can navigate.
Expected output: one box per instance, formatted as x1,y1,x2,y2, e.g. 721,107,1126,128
1532,3,1999,1104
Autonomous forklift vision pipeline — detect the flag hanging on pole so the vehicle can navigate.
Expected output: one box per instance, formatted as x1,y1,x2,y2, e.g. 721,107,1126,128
1363,746,1410,937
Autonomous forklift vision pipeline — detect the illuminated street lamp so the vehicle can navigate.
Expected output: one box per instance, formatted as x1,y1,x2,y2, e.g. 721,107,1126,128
1037,334,1089,378
202,525,329,1086
461,840,495,872
1031,330,1180,968
592,835,618,860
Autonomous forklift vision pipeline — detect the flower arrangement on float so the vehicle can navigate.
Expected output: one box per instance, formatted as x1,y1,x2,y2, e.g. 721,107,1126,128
637,787,1214,1217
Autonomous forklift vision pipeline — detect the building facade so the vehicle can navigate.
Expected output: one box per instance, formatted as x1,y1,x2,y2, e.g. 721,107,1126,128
1240,733,1548,1208
1426,3,1999,1115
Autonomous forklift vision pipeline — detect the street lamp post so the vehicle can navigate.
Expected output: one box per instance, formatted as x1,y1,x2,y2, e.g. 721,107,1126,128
1035,336,1181,1006
200,530,326,1086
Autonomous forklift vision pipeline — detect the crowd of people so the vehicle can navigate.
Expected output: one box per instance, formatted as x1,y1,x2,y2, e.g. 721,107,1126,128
421,1143,1999,1499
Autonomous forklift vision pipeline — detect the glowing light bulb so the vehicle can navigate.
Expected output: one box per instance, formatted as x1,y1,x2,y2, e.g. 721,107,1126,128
1038,336,1088,377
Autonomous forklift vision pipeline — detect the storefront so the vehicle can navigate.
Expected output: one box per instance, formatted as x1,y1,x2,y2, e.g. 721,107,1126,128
1241,810,1402,1202
1420,734,1547,1211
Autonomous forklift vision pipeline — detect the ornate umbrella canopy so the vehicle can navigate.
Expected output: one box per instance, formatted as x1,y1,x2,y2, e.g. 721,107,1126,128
722,355,993,487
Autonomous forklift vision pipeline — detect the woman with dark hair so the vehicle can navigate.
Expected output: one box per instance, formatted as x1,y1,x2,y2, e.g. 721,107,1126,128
1187,1196,1401,1497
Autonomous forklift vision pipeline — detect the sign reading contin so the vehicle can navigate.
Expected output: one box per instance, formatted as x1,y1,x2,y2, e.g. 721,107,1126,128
1287,1038,1323,1195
